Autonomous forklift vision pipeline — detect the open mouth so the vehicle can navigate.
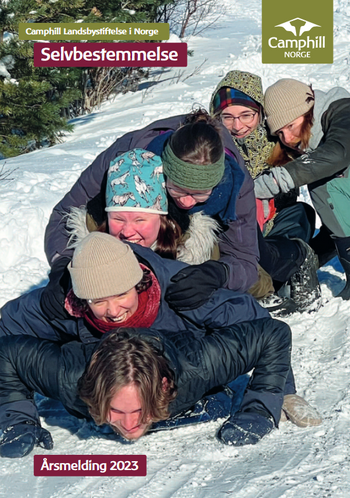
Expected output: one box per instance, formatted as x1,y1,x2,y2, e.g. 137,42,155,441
107,312,127,323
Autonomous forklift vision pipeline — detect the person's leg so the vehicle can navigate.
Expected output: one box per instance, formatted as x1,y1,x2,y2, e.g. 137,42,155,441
289,238,322,312
260,202,317,284
309,224,337,268
268,202,315,243
310,173,350,299
334,236,350,300
259,222,321,312
258,230,305,283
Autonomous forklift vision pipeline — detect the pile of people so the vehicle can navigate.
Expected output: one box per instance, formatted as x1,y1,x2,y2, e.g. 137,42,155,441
2,69,348,458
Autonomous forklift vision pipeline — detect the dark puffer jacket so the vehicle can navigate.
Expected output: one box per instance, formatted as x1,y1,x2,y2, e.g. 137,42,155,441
0,317,292,432
44,115,259,292
0,243,268,343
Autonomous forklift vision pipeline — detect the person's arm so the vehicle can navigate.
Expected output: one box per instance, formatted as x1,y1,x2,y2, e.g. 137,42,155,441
176,287,270,327
0,287,79,339
0,335,92,418
167,317,291,419
0,336,94,457
254,98,350,198
219,170,259,292
285,98,350,187
44,134,133,266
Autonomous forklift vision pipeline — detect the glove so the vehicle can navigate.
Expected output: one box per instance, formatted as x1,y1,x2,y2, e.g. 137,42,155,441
165,260,229,311
254,171,280,199
254,167,295,200
0,421,53,458
218,411,274,446
40,257,71,321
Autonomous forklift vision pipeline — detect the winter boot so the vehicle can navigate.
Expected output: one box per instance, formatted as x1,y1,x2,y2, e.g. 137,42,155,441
289,239,322,312
281,394,322,428
218,411,274,446
309,225,337,268
334,237,350,300
258,294,298,317
0,421,53,458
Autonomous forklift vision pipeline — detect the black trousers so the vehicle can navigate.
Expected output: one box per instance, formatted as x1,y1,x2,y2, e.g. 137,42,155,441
259,202,316,285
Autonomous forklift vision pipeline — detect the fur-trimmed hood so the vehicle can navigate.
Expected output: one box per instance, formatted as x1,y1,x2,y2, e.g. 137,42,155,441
66,206,221,266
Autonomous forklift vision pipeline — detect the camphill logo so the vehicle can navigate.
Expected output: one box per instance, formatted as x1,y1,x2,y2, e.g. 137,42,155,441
262,0,333,64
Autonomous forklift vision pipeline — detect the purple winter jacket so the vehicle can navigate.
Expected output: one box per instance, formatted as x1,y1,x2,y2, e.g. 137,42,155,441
44,115,259,292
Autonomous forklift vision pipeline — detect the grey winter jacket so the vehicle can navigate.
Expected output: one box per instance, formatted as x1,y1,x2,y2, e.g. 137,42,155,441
44,115,259,292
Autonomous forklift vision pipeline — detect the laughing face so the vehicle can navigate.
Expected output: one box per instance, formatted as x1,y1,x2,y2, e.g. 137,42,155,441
107,211,161,247
87,288,139,324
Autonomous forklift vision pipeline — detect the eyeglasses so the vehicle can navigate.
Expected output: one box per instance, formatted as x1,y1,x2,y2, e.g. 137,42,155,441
167,185,212,202
221,111,257,125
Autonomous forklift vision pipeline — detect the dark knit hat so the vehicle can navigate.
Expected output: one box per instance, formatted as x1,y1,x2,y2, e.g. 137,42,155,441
212,87,261,115
68,232,143,300
265,79,315,135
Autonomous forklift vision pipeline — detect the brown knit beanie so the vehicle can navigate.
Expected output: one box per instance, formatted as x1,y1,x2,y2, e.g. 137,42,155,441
68,232,143,300
265,79,315,135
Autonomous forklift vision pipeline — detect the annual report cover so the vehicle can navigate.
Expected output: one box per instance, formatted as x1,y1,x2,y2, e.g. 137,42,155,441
0,0,349,496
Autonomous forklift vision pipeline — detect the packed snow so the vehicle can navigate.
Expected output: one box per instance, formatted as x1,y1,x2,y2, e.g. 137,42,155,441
1,0,350,496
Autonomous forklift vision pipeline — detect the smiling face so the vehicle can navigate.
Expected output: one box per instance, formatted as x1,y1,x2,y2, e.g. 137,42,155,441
107,211,161,247
108,383,152,440
220,105,260,139
87,288,139,324
277,115,305,147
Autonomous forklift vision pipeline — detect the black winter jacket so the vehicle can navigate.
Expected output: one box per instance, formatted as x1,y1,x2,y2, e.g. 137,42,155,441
0,317,292,429
285,96,350,188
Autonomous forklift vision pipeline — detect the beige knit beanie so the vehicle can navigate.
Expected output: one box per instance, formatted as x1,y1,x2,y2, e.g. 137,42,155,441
265,79,315,135
68,232,143,300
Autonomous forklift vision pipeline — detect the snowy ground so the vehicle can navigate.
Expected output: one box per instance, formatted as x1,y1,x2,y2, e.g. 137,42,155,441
1,0,350,496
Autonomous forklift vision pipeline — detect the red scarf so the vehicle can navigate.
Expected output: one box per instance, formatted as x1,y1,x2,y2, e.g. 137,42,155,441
65,264,161,334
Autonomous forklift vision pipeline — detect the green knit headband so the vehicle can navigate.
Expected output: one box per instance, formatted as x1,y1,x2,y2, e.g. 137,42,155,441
162,142,225,190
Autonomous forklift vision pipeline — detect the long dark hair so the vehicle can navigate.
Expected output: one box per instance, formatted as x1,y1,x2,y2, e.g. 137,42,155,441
153,215,181,260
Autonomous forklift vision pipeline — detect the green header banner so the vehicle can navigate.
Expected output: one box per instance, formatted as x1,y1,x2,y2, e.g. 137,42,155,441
262,0,333,64
19,23,169,41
